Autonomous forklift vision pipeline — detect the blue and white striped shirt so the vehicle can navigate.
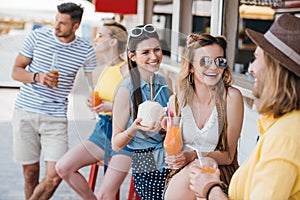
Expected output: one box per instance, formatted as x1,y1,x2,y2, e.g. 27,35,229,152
15,27,96,117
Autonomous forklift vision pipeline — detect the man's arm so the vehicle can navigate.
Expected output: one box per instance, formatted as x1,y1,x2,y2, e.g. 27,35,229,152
12,53,59,88
11,53,35,83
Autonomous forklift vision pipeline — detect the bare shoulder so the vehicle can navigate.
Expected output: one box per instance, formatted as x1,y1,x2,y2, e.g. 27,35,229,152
226,86,244,110
115,85,130,100
227,86,243,100
120,63,129,77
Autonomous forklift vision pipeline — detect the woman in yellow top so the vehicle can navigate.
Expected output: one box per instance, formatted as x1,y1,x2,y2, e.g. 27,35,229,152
189,14,300,200
56,20,132,200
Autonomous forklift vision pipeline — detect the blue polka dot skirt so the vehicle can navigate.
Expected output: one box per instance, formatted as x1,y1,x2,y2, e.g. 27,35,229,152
132,148,171,199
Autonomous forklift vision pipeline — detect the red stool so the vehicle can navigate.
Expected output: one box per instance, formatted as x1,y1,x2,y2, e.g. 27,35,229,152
88,161,141,200
88,161,120,200
128,176,141,200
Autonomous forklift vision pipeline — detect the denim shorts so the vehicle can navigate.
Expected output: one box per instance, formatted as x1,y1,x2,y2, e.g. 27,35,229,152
88,114,132,166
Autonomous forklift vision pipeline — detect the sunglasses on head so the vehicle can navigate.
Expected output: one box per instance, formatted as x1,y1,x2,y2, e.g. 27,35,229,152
129,24,156,37
199,56,227,69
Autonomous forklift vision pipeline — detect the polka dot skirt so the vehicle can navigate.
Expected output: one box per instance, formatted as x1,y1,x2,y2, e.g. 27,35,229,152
132,148,171,199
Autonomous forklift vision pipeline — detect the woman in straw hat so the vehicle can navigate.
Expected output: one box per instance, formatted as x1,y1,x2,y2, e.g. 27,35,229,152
188,14,300,199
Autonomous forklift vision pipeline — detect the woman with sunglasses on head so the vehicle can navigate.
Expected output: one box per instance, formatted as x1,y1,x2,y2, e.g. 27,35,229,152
163,33,244,200
56,20,132,200
112,24,172,200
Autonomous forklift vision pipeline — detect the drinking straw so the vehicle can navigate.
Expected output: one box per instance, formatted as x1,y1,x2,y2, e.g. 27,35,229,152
167,102,171,125
153,85,168,101
186,144,203,166
150,75,154,100
174,94,179,117
84,76,93,93
167,102,171,118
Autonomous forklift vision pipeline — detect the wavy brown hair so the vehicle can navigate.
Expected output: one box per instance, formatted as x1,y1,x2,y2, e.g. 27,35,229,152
178,33,233,108
257,53,300,118
178,33,234,155
177,33,237,185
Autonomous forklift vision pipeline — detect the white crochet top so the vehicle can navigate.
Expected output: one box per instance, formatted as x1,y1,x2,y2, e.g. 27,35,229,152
181,105,219,153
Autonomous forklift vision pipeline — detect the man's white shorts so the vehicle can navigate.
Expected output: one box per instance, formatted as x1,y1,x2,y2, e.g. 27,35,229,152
12,108,68,165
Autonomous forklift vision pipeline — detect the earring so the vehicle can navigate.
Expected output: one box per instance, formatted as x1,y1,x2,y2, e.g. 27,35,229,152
188,72,194,85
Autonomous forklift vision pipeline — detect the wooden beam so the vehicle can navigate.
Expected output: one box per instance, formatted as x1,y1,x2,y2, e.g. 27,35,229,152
223,0,239,71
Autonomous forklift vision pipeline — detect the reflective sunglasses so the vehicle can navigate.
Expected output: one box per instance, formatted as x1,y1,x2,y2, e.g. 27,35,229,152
129,24,156,37
198,56,227,69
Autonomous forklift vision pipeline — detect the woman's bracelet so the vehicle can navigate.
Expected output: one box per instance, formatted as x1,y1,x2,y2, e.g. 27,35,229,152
203,181,227,200
123,130,134,140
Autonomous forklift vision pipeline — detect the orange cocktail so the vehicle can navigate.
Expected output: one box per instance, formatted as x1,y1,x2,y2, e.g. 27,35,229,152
164,126,182,155
196,165,217,174
164,117,183,155
196,157,218,174
194,157,218,199
90,91,102,107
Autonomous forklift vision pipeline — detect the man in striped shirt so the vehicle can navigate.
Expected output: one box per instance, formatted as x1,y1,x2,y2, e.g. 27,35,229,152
11,3,96,199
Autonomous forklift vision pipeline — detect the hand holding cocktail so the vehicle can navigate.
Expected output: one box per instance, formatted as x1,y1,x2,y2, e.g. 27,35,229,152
164,98,184,168
89,90,102,108
189,157,219,199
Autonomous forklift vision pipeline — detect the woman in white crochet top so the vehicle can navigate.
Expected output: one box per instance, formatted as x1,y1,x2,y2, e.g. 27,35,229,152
163,33,244,200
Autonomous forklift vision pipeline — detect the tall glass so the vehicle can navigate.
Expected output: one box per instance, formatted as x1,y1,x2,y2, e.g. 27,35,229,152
164,116,183,168
195,157,218,199
196,157,218,174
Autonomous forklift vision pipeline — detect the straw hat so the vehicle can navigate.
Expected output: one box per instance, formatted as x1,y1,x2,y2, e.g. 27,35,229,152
246,14,300,77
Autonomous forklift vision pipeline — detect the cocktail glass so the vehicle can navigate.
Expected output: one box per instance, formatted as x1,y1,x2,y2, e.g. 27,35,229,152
195,157,218,199
90,90,102,107
164,116,183,168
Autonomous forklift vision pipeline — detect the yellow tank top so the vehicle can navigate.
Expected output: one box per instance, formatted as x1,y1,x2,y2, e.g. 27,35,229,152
95,61,126,115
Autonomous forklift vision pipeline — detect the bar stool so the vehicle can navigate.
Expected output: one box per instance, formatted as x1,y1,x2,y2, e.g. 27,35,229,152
88,161,141,200
128,175,141,200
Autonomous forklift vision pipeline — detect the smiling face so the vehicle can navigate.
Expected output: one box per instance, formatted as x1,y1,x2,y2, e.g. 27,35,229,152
129,37,162,75
191,43,225,87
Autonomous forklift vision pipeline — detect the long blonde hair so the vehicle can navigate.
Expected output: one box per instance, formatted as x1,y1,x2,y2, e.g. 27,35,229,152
178,34,238,185
257,52,300,118
178,33,234,152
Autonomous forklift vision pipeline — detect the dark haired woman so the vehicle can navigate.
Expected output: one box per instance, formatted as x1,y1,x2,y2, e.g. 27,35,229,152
112,24,172,199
